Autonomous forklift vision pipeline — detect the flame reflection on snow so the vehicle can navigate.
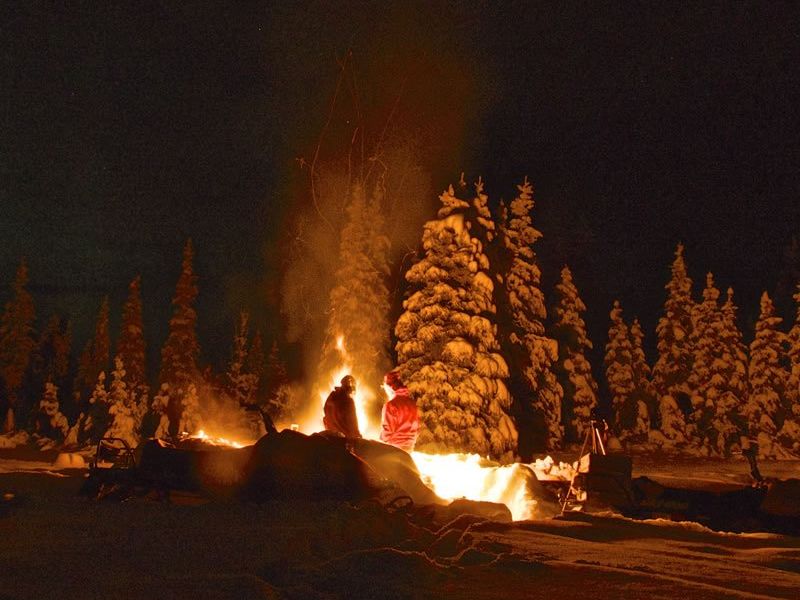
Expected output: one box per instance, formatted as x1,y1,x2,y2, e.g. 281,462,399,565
411,451,543,521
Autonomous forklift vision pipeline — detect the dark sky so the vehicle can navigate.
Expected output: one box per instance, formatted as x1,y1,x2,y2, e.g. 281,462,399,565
2,2,800,374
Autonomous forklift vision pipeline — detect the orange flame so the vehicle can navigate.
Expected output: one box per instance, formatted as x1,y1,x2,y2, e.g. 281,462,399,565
186,429,246,448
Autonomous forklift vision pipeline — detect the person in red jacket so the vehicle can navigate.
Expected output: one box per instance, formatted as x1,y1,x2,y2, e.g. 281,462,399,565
323,374,362,439
380,370,419,452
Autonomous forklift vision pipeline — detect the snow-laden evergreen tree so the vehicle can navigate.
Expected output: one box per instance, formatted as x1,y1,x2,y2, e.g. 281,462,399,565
74,297,110,411
106,357,142,448
747,292,790,458
499,178,562,454
117,276,147,394
177,383,201,435
686,276,742,455
31,315,72,419
551,266,598,444
395,182,516,461
151,384,171,439
227,311,258,407
35,382,68,441
776,295,800,452
320,182,391,389
720,287,750,416
605,301,634,435
81,371,110,444
657,394,688,446
160,240,200,437
0,259,36,432
627,318,655,441
652,244,695,416
780,283,800,453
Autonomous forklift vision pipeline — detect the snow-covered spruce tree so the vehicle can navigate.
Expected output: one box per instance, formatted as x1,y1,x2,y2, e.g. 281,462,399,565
604,301,634,437
227,311,258,408
779,283,800,453
395,182,516,461
151,384,171,439
117,276,147,394
159,239,200,437
720,287,749,413
81,371,110,444
320,182,391,390
551,265,598,444
652,244,695,420
35,382,68,442
74,297,111,412
686,274,741,455
106,356,142,448
746,292,790,458
0,259,36,432
177,383,201,435
31,315,73,419
627,318,656,442
498,178,562,454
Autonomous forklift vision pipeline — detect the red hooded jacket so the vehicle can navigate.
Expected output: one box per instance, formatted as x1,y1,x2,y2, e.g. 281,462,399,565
380,387,419,452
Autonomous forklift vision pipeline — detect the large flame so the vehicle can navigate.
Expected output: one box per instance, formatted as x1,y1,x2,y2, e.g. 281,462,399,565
298,335,380,439
291,334,578,521
411,452,576,521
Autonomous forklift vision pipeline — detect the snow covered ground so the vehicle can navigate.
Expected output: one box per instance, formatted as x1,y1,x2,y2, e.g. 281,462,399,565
1,451,799,599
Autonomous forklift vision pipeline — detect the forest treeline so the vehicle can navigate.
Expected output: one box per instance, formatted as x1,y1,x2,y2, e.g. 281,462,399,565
0,240,291,450
1,178,799,462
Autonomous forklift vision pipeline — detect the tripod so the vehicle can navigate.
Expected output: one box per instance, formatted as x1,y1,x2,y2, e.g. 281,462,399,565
560,418,608,514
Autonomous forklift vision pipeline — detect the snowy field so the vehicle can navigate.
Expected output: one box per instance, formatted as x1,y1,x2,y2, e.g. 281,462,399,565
1,451,799,599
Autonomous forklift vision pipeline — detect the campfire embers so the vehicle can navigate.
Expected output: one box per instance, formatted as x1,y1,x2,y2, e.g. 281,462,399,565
177,429,250,449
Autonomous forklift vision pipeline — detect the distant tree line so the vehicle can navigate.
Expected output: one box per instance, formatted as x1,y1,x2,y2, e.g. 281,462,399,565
0,240,291,450
3,177,800,463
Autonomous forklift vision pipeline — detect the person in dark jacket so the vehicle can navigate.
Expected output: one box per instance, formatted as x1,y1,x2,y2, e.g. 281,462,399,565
380,370,419,452
323,374,362,439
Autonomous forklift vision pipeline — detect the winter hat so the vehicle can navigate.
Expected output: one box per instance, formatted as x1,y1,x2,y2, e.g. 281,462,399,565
384,370,404,391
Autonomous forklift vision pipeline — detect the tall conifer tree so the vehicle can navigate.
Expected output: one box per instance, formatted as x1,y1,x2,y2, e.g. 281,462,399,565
74,297,110,415
499,179,563,454
396,182,516,460
0,260,36,432
321,182,391,390
779,284,800,452
159,240,200,434
117,276,147,393
687,275,742,454
747,292,789,457
653,244,695,412
627,318,656,441
227,311,258,407
605,301,634,436
551,266,598,444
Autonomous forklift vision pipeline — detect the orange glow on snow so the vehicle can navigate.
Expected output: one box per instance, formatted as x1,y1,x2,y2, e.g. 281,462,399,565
410,451,541,521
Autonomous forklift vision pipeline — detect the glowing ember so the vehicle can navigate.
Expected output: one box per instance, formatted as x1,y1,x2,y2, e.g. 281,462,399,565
185,429,247,448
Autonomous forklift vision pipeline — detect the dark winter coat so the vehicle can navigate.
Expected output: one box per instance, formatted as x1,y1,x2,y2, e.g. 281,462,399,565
323,385,361,439
379,387,419,452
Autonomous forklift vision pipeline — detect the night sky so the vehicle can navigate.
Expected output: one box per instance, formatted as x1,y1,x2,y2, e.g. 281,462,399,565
2,2,800,377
